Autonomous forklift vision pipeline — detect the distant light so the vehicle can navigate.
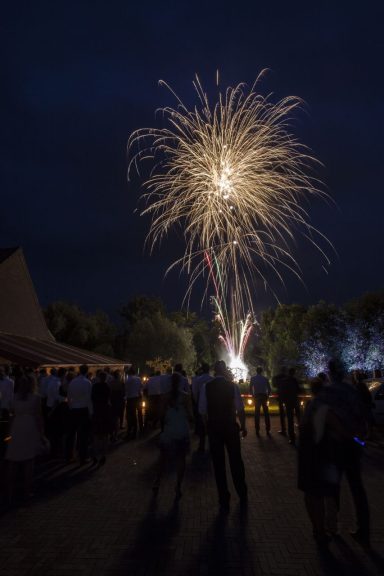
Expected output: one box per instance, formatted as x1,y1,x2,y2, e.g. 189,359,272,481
229,354,248,381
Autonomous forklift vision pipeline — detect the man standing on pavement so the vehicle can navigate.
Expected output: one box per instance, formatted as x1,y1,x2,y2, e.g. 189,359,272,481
173,363,190,394
192,363,212,452
283,367,301,445
66,364,92,464
199,360,248,511
250,366,271,436
325,359,370,546
273,366,288,436
146,371,162,429
125,367,143,439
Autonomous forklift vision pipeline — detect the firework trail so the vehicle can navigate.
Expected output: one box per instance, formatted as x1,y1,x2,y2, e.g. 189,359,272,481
128,71,331,316
206,250,253,379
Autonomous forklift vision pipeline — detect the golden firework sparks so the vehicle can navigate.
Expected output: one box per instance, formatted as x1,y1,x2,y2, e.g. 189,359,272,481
128,72,331,314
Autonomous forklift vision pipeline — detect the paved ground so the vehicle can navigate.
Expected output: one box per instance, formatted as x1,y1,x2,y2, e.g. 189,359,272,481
0,416,383,576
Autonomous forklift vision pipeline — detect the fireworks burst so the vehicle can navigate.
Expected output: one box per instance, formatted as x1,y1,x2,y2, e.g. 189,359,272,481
128,71,331,316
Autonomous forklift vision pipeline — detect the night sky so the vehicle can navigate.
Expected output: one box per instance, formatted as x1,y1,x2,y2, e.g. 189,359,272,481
1,1,383,319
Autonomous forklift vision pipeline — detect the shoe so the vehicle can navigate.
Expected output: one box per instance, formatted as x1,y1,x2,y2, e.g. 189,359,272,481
288,439,296,446
278,430,287,436
350,529,370,548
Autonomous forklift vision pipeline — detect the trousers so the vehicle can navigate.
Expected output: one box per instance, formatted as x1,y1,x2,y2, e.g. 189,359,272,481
253,394,271,432
208,423,247,505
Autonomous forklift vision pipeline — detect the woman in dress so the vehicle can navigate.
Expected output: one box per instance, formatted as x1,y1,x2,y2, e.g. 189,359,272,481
298,376,348,545
6,373,44,502
152,372,192,499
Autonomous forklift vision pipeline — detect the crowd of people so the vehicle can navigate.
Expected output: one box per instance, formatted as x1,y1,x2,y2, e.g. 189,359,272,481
0,357,375,548
248,361,373,547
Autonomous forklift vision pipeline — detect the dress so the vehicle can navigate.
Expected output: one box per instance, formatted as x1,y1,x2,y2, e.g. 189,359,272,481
297,398,341,497
6,394,41,461
159,392,190,455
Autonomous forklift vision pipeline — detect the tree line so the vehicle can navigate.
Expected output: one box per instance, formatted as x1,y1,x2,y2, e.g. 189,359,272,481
44,296,220,374
259,292,384,378
44,291,384,379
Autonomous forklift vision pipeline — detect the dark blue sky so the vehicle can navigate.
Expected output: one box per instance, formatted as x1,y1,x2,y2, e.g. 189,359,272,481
1,1,383,318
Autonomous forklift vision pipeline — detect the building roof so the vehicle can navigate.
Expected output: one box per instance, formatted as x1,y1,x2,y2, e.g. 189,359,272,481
0,247,126,368
0,331,125,368
0,247,54,341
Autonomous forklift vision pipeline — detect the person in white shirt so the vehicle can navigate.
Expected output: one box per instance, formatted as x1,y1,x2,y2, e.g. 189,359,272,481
65,365,92,464
45,369,61,410
125,367,143,439
249,366,272,436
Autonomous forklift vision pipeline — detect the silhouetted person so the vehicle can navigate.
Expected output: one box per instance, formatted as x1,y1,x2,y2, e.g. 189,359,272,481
282,367,301,445
124,367,143,440
66,364,92,464
298,376,348,546
173,363,190,393
109,370,125,441
146,371,162,429
153,372,191,499
249,366,271,436
326,359,370,547
6,375,44,503
352,371,374,439
273,366,288,435
192,363,212,451
91,371,111,466
0,367,14,459
199,360,248,511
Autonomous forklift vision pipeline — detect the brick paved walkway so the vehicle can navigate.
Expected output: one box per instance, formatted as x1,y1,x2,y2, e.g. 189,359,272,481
0,416,383,576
